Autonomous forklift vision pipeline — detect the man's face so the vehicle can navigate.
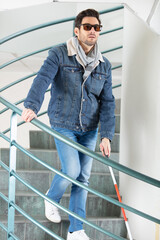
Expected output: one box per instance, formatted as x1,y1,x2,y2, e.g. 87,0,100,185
74,17,100,47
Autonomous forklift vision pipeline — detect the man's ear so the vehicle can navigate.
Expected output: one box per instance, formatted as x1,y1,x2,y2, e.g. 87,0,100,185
74,27,79,37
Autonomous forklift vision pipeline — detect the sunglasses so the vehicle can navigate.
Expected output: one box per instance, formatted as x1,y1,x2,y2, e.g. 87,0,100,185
79,23,102,32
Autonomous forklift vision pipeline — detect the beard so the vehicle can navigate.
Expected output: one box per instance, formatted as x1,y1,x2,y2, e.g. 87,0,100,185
81,36,98,47
84,40,96,46
84,34,97,46
77,34,98,53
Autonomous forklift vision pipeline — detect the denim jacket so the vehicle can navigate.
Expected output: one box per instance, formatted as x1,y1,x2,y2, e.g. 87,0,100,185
24,41,115,140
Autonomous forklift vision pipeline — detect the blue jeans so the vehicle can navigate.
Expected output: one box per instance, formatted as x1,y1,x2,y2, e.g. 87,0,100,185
47,127,98,232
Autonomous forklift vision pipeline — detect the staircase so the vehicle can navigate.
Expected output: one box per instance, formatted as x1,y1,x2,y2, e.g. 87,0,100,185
0,96,127,240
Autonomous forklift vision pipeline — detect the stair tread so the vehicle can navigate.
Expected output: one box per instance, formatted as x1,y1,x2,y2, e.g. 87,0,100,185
0,149,119,163
0,168,119,175
0,189,119,198
0,149,119,158
29,131,120,152
0,215,125,223
29,131,120,135
0,148,119,154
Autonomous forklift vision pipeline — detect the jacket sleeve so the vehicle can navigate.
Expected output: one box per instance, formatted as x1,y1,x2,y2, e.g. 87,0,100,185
24,47,60,114
99,63,115,141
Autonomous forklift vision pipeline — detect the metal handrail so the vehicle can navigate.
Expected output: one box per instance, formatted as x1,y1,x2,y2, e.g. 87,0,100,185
100,26,123,36
0,46,53,70
0,96,159,240
102,46,123,54
0,161,126,240
0,27,123,70
0,215,19,240
0,16,75,45
0,96,159,190
0,5,124,45
0,26,123,70
0,131,159,224
0,43,122,70
0,73,37,93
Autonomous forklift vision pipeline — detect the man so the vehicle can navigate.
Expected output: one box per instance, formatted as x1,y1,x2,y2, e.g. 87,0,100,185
22,8,115,240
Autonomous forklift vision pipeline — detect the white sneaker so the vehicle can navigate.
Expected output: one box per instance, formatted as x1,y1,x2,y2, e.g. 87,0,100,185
44,190,61,223
67,230,90,240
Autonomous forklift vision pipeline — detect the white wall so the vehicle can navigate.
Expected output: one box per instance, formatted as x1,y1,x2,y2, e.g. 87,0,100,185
120,8,160,240
0,3,77,54
150,1,160,33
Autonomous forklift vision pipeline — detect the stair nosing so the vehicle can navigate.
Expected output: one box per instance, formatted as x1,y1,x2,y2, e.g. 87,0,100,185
0,215,125,223
0,169,119,176
0,190,119,199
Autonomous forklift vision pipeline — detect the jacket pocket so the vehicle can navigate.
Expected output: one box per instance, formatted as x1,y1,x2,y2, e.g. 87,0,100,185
63,66,83,86
90,72,107,96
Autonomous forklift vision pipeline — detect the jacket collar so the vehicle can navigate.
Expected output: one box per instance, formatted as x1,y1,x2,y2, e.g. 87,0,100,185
66,37,104,63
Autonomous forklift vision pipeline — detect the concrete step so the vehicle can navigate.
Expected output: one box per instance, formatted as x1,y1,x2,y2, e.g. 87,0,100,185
29,131,120,153
0,215,127,240
115,114,120,133
115,99,121,115
0,169,119,195
0,148,119,174
0,191,120,218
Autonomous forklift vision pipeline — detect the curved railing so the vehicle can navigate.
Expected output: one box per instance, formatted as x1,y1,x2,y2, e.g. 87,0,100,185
0,5,127,240
0,44,123,70
0,96,159,240
0,6,124,45
1,97,159,189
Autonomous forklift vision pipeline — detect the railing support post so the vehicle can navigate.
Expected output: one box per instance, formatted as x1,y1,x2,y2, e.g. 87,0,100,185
7,112,17,240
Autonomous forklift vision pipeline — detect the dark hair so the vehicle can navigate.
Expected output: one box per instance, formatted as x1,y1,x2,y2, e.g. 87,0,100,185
75,9,101,28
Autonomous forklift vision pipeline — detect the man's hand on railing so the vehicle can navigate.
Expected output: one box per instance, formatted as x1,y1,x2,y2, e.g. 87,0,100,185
21,108,37,122
99,138,111,157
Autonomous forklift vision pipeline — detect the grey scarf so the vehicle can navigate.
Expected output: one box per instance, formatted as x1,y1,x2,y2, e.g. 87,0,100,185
73,36,101,81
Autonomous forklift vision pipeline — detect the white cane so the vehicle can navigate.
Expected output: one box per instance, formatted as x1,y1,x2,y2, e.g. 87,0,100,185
108,160,133,240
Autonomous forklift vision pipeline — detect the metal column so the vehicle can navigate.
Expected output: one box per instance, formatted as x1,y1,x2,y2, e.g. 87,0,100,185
8,112,17,240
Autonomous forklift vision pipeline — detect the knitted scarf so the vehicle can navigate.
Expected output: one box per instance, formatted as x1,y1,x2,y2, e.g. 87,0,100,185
73,36,101,81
